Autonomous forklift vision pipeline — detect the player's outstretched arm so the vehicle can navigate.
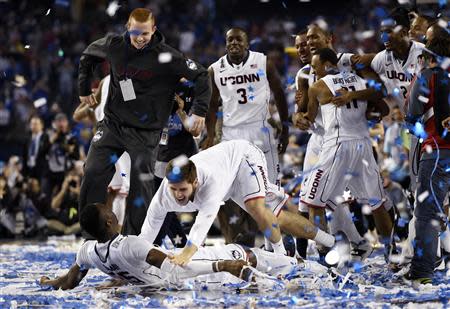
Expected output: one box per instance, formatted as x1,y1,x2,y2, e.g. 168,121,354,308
202,67,220,149
40,264,89,290
267,60,289,154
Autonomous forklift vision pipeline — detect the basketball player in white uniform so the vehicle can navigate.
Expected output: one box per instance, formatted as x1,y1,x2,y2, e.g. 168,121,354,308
141,140,336,266
299,48,392,263
204,28,289,184
40,203,328,290
73,75,131,229
293,25,383,257
370,12,425,265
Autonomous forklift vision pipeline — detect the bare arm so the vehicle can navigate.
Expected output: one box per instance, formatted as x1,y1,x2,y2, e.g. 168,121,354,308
40,264,89,290
267,60,289,154
73,79,104,122
202,67,221,149
304,82,322,123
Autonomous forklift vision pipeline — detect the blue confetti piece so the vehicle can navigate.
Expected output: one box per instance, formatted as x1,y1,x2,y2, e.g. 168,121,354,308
133,196,145,208
167,171,182,182
314,215,321,225
249,95,255,101
380,32,389,44
353,261,363,273
442,128,448,138
412,122,428,139
216,111,223,119
139,113,149,123
397,217,407,227
281,0,287,9
272,223,279,228
121,172,126,177
172,166,181,174
439,0,446,7
264,228,272,239
128,29,143,36
110,154,118,164
261,127,270,134
257,69,265,77
186,240,193,247
247,85,255,92
393,87,400,96
417,247,423,257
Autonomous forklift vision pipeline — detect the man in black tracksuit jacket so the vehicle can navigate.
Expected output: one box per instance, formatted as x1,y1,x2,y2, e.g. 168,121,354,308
77,8,211,235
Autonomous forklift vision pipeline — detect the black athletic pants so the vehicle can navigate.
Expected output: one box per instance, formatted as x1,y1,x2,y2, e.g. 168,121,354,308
79,119,160,235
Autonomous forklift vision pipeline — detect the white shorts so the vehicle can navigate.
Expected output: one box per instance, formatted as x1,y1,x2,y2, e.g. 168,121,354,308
300,139,385,211
108,152,131,195
299,133,323,212
226,144,289,216
222,121,279,184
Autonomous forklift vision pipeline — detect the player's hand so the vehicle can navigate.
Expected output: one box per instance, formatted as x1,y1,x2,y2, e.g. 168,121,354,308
169,244,197,266
442,116,450,130
200,136,215,150
278,125,289,154
188,114,205,137
79,94,98,108
295,113,312,131
331,88,352,106
39,276,56,289
175,94,185,111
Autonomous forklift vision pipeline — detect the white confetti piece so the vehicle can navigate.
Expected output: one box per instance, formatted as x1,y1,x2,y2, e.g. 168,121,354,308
362,204,372,215
106,0,120,17
418,190,429,202
418,95,429,103
158,52,172,64
362,159,369,167
425,145,433,154
45,8,51,16
172,154,189,167
24,45,30,49
325,250,340,265
33,97,47,108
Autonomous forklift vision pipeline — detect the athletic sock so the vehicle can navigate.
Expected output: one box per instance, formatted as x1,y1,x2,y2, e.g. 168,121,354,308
270,238,287,255
313,229,335,248
250,247,297,275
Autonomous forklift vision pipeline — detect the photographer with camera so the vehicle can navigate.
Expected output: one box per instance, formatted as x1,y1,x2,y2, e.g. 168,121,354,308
43,113,82,201
47,169,82,236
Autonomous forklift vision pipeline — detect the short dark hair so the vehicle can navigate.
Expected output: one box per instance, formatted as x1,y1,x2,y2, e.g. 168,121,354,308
424,37,450,60
165,159,197,183
296,29,308,36
316,48,338,65
307,23,332,38
80,203,108,241
389,7,411,29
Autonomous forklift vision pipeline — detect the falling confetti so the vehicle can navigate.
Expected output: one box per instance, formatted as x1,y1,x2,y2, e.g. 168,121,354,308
45,8,51,16
106,0,121,17
158,52,173,63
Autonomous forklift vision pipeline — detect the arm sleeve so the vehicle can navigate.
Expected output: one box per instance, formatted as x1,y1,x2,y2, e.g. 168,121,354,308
187,201,221,247
122,236,154,262
78,35,112,97
139,184,168,244
172,55,211,117
75,241,95,269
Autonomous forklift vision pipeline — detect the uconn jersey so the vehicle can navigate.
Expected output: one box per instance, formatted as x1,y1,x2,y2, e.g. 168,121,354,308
211,51,270,127
321,71,369,147
371,41,424,110
76,234,167,286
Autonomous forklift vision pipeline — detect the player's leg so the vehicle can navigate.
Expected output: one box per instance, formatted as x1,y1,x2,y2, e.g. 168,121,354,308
231,144,285,254
297,134,322,257
79,122,123,237
122,128,160,235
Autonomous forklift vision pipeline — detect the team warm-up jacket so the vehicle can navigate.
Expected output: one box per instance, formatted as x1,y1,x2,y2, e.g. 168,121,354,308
78,30,211,130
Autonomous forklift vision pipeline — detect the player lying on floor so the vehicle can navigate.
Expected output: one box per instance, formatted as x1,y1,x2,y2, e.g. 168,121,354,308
40,203,327,290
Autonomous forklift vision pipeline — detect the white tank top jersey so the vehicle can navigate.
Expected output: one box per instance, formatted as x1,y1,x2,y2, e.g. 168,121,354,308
140,140,264,247
76,234,165,286
210,51,270,127
94,75,111,122
302,52,354,135
371,41,424,110
320,71,370,147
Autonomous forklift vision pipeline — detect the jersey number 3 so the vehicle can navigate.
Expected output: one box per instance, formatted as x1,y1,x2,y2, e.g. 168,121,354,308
237,88,248,104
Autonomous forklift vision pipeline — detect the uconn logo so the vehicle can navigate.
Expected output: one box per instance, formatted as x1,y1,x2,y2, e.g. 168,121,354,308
220,73,260,86
308,169,324,199
386,70,415,82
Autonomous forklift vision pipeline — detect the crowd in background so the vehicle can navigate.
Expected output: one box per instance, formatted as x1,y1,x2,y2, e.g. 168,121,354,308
0,0,447,238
